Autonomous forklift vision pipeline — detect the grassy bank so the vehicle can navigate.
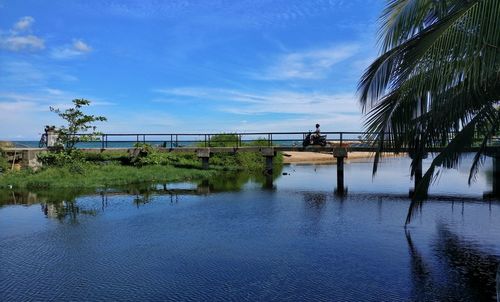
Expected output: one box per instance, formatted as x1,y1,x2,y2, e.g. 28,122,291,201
0,136,283,190
0,163,216,189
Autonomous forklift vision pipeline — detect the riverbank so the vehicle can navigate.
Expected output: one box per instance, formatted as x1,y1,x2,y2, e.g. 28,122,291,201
0,163,216,189
282,151,403,164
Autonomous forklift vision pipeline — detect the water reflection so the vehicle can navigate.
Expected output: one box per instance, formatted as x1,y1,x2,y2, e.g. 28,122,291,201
406,226,500,301
1,163,499,301
0,168,284,220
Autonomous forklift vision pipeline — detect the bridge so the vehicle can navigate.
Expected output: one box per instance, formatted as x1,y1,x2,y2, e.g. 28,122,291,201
4,131,500,198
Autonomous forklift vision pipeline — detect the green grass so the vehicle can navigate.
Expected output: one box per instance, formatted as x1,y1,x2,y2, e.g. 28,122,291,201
0,163,215,190
0,138,283,190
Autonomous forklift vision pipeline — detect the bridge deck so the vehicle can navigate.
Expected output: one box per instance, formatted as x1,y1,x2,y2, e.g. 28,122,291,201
3,145,495,155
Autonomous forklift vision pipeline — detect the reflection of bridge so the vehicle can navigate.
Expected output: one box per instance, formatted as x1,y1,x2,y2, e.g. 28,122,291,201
5,131,500,197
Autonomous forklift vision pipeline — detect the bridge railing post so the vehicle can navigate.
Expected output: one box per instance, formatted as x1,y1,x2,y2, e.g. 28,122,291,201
101,134,105,149
340,132,343,147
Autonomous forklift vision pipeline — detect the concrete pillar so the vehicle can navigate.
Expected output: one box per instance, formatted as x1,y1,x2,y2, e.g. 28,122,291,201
261,147,275,174
201,157,209,170
197,148,210,170
492,156,500,196
265,156,273,173
263,173,274,190
334,147,348,196
21,150,42,170
46,130,59,147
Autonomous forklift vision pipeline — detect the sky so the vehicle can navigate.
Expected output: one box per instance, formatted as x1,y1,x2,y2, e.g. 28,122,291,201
0,0,383,140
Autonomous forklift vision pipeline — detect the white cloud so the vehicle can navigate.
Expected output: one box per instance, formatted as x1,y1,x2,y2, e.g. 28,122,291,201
155,87,363,132
158,87,362,116
0,90,115,139
0,35,45,51
0,61,78,89
0,16,44,52
13,16,35,32
51,39,93,59
72,39,92,52
256,44,359,80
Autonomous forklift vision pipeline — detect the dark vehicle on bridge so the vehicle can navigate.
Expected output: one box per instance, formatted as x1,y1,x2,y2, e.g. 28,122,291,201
303,132,327,147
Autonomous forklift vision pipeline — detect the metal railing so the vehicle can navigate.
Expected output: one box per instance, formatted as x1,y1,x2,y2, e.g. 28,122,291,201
64,131,500,150
69,132,372,149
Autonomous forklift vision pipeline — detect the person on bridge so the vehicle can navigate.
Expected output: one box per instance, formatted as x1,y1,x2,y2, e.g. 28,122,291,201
311,123,321,143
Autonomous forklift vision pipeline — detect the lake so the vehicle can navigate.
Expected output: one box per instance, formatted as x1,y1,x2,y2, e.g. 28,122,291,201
1,156,499,301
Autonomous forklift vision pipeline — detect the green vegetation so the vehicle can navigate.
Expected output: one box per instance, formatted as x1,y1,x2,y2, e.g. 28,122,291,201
359,0,500,223
0,148,9,173
0,135,283,190
0,101,282,191
0,163,215,190
50,99,107,149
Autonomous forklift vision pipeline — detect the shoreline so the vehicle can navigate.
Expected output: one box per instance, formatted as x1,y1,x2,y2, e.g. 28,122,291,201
282,151,404,164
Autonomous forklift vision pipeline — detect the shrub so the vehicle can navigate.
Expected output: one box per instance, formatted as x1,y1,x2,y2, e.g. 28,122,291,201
83,151,130,165
207,133,240,147
130,144,199,168
0,148,9,173
37,149,86,168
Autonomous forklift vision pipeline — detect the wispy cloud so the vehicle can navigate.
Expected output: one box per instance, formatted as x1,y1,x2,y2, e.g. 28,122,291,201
0,61,78,89
79,0,350,28
157,87,362,116
0,35,44,51
255,44,359,80
0,89,115,139
0,16,45,51
51,39,93,59
13,16,35,32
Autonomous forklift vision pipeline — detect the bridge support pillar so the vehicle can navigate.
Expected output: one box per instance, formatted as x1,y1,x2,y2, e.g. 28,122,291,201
261,148,275,174
493,156,500,196
334,148,348,196
21,150,43,170
264,174,274,190
484,155,500,199
197,148,210,170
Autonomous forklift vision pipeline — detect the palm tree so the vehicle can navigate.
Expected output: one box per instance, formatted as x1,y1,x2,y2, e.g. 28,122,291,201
358,0,500,224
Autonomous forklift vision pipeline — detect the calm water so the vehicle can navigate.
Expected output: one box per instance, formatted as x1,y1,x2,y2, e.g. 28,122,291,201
1,157,500,301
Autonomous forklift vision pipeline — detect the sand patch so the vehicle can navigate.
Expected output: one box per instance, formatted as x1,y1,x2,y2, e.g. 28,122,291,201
282,151,402,164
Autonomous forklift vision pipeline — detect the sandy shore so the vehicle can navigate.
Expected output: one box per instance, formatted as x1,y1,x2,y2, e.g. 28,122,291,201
282,151,402,164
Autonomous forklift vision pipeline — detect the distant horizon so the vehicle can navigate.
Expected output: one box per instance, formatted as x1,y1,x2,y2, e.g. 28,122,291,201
0,0,382,140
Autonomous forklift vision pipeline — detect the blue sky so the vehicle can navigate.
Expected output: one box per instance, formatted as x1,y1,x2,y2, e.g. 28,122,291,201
0,0,383,140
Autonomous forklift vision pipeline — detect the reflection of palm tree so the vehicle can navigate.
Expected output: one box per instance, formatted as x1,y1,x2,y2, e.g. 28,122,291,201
497,266,499,302
359,0,500,224
405,226,499,301
405,229,433,300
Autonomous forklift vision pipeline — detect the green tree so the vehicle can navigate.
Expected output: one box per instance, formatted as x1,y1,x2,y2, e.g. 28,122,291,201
358,0,500,223
50,99,107,150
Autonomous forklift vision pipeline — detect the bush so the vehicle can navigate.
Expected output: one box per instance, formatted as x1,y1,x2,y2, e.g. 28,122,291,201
207,133,240,147
130,144,199,167
83,151,130,165
37,150,87,173
0,148,9,173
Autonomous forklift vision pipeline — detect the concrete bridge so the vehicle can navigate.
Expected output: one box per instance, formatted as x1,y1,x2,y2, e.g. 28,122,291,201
4,131,500,198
